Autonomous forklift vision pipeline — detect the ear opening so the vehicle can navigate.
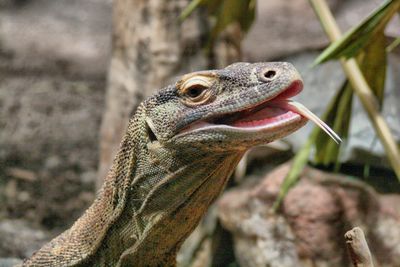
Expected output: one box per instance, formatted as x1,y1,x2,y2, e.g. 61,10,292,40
148,124,157,142
145,117,158,142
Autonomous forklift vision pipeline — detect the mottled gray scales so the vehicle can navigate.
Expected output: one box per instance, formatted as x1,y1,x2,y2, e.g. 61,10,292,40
22,62,307,266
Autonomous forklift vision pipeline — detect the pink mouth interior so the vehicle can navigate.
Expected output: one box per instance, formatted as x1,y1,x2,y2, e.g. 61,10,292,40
230,80,303,128
231,108,298,128
272,80,303,100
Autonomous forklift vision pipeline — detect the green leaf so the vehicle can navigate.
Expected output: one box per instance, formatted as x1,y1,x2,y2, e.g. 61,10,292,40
209,0,256,43
314,0,400,65
180,0,256,47
360,31,387,107
179,0,204,21
314,81,353,165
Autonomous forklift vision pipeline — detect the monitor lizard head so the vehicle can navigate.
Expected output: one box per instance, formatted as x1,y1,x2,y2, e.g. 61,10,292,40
144,62,309,151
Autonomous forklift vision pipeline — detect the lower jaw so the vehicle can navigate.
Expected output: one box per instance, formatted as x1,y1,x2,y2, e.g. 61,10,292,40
222,117,307,150
230,110,300,129
177,112,303,137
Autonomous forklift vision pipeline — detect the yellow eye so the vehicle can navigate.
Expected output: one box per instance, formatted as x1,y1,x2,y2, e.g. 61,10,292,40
177,73,216,106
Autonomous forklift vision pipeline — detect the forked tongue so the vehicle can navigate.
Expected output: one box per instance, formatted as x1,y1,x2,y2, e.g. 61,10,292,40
285,100,342,144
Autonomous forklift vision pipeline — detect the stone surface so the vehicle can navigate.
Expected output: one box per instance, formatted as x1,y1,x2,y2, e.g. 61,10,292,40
218,186,301,267
0,0,111,229
243,0,400,61
0,258,22,267
0,219,48,258
218,162,400,267
242,0,337,61
0,75,103,227
373,194,400,266
0,0,111,77
0,76,104,164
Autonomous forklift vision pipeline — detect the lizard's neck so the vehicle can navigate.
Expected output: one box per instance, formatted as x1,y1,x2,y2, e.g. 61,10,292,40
23,112,244,266
120,152,243,266
90,144,244,266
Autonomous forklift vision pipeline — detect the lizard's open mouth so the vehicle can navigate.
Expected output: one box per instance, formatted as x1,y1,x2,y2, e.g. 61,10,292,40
213,81,303,128
179,81,341,143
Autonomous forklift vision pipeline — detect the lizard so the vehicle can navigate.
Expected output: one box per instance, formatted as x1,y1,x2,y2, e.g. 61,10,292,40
21,62,338,267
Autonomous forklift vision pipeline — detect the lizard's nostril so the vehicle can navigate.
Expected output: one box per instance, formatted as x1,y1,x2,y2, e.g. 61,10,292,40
259,69,277,82
263,70,276,79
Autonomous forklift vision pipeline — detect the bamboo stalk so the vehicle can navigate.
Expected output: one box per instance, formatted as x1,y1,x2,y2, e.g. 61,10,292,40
310,0,400,179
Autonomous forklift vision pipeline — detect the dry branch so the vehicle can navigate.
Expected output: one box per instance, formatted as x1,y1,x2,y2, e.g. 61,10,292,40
344,227,374,267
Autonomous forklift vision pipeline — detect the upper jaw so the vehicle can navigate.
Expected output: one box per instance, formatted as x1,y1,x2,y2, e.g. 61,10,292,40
175,79,305,138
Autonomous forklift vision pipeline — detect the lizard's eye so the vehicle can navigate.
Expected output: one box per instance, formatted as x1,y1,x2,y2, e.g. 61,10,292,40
178,74,216,107
186,84,207,99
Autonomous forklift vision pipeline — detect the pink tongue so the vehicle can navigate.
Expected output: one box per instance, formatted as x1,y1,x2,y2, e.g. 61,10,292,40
231,106,289,127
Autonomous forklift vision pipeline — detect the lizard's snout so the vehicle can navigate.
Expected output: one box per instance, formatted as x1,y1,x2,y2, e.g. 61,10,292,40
257,62,301,84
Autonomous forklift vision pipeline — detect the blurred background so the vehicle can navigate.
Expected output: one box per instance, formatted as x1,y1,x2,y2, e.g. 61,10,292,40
0,0,399,266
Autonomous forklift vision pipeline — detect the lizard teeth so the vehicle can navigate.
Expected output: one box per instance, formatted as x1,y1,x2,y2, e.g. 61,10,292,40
285,100,342,144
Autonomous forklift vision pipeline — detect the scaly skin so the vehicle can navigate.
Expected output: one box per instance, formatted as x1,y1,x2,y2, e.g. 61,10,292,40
22,62,307,266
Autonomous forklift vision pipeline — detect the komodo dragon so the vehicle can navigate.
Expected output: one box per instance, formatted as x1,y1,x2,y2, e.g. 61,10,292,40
21,62,339,266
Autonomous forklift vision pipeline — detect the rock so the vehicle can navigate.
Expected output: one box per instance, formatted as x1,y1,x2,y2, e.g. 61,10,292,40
218,187,301,267
217,162,400,267
0,0,111,77
0,219,49,259
80,170,97,185
243,0,337,61
0,75,101,227
0,76,104,167
372,195,400,266
0,1,108,193
0,258,22,267
243,0,400,61
283,183,343,264
44,156,62,171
